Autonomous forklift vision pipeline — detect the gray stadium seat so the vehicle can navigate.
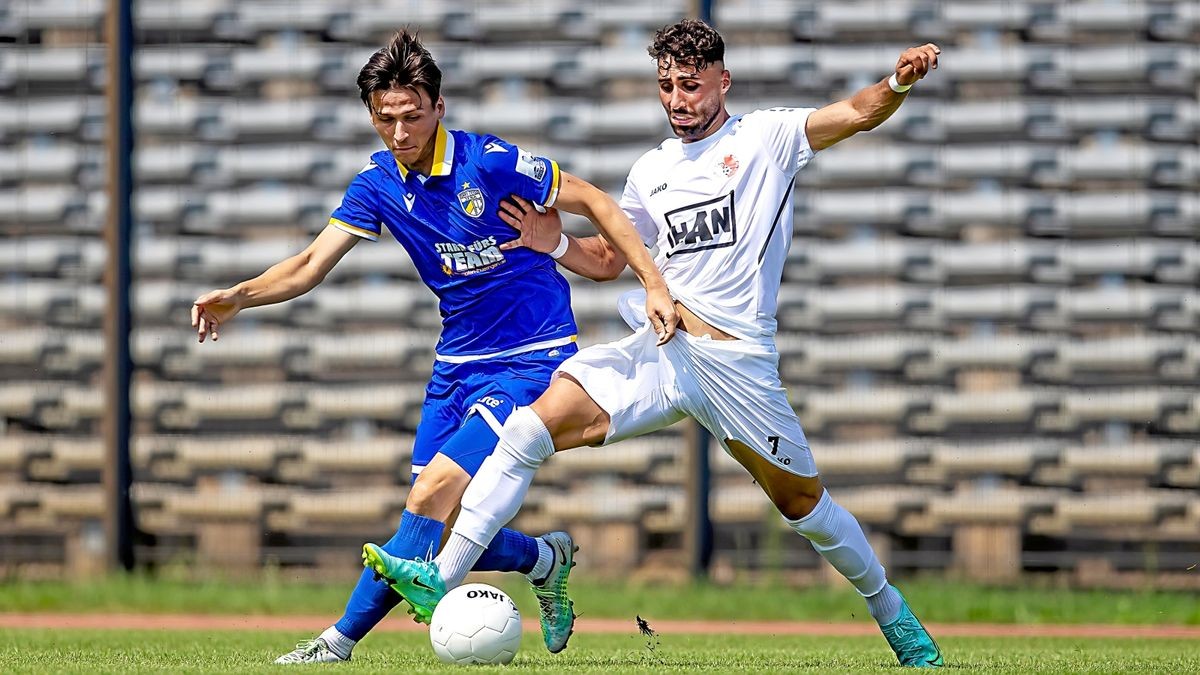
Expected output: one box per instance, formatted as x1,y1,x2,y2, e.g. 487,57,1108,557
0,145,87,185
135,0,228,33
915,335,1056,379
0,48,103,90
776,333,927,379
0,187,87,227
1060,240,1200,283
0,238,101,278
777,285,930,329
328,5,459,43
293,436,410,478
927,487,1058,526
808,439,930,477
909,389,1051,433
1040,490,1192,532
592,1,684,29
924,440,1061,480
446,101,556,138
941,2,1034,33
137,98,203,136
135,46,214,84
0,0,102,34
0,98,97,140
228,47,326,88
1037,389,1188,433
550,101,667,143
232,3,338,35
712,1,796,33
793,387,926,432
1037,335,1195,383
273,487,406,531
0,280,103,325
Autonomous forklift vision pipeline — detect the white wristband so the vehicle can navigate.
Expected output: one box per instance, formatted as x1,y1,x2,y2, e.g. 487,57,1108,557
548,233,570,259
888,73,912,93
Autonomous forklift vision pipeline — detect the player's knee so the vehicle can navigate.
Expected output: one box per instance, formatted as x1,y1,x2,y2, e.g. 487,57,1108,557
406,467,468,519
772,482,825,520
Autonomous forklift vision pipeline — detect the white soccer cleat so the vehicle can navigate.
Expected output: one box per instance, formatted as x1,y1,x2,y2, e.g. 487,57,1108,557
273,638,348,664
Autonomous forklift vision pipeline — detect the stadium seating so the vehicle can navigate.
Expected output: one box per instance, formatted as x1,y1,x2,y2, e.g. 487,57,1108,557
3,0,1198,584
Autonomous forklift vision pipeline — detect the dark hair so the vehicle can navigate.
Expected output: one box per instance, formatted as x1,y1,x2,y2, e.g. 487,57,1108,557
357,30,442,109
648,19,725,73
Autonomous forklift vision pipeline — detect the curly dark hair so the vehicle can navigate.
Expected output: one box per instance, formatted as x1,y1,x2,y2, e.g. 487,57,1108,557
357,30,442,109
647,19,725,73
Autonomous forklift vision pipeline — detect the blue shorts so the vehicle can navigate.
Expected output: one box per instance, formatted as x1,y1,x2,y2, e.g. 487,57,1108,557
410,341,576,483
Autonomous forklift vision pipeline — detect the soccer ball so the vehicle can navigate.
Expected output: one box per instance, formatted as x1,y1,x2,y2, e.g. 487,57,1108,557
429,583,523,665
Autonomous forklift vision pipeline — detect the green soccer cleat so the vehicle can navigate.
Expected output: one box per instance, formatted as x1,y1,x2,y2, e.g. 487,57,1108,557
362,543,446,625
527,531,578,653
879,586,944,668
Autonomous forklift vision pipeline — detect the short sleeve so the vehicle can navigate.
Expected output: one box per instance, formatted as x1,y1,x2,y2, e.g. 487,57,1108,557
748,107,819,176
329,165,382,241
618,175,658,248
477,136,562,208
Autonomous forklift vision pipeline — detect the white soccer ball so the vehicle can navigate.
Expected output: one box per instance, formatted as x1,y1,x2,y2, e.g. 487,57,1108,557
429,583,523,665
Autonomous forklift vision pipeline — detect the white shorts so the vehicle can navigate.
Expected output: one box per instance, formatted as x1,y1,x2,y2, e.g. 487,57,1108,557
556,325,817,477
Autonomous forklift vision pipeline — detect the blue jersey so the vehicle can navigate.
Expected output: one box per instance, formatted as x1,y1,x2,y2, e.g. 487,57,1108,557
329,123,577,360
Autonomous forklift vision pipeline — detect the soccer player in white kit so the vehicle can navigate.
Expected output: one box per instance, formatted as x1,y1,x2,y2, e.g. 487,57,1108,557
369,19,944,667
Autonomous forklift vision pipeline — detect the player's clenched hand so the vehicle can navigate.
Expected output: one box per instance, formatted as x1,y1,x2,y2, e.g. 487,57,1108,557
646,286,678,346
190,288,242,343
497,195,562,253
894,43,940,86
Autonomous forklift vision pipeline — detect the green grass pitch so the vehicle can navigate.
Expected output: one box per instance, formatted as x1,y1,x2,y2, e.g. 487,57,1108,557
3,629,1199,674
2,576,1198,673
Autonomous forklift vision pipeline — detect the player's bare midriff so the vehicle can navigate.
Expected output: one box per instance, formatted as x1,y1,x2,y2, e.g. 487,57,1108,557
674,301,736,340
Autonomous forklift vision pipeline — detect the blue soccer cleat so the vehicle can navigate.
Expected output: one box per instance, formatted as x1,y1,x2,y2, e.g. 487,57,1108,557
879,586,944,667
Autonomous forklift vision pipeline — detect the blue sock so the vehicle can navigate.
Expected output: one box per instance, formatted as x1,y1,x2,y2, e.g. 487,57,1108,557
333,510,444,641
474,527,540,575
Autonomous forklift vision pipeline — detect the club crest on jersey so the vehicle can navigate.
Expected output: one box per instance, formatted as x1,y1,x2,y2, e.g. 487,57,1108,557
663,190,737,258
718,154,740,177
436,236,505,276
457,182,485,218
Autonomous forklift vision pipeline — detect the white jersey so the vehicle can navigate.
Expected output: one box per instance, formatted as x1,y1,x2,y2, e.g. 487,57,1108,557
619,107,817,342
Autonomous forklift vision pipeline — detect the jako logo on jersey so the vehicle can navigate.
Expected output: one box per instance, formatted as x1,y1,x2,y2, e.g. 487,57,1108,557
650,183,668,196
457,182,485,218
436,236,505,275
664,190,737,258
483,142,508,154
718,154,740,177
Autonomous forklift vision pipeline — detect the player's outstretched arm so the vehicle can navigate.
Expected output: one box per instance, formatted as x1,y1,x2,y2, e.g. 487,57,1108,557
497,195,628,282
805,43,940,152
190,225,360,343
552,172,678,344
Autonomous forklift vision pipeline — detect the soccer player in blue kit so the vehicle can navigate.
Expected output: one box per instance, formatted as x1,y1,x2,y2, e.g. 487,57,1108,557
190,31,677,663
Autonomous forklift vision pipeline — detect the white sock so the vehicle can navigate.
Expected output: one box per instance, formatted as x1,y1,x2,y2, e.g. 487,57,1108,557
436,407,556,587
785,489,890,618
434,533,486,589
318,625,355,659
526,537,554,583
865,584,904,625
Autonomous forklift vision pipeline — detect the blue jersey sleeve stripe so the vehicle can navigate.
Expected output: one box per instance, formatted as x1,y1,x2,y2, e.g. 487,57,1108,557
545,159,561,207
329,217,379,241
